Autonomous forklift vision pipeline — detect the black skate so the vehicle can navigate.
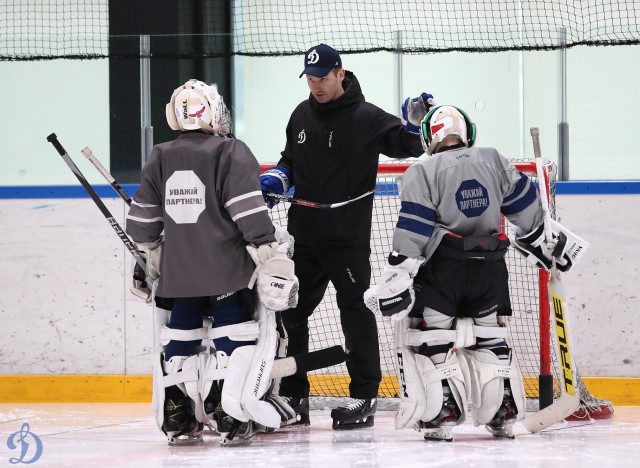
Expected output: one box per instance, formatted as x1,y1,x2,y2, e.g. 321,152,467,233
163,386,203,445
262,394,301,428
276,397,310,427
331,398,376,430
214,403,258,446
415,396,461,442
486,388,518,439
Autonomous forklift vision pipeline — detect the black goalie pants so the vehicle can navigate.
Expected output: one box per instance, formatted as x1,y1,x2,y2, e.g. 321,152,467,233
279,242,381,399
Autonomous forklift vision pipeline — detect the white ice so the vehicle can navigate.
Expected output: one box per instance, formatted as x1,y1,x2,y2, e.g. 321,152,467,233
1,404,639,467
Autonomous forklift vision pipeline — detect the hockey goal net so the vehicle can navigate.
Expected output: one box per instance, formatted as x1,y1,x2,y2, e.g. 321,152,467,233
264,160,613,420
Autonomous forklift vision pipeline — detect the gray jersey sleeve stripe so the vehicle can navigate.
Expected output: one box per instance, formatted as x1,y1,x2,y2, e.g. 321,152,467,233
396,215,435,238
127,203,163,221
226,193,267,220
224,190,263,208
231,205,268,222
126,214,164,223
501,182,537,215
503,172,530,203
400,200,437,222
132,200,160,208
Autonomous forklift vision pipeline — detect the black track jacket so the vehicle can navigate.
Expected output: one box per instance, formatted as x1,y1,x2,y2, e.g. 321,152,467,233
277,71,424,245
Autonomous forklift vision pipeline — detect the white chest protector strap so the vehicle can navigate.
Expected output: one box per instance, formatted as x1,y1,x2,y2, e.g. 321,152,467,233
220,302,281,429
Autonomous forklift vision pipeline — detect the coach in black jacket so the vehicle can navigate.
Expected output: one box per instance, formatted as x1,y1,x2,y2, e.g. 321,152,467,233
260,43,432,429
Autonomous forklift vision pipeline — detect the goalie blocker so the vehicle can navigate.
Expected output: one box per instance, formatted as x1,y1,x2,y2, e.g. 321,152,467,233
364,252,425,321
510,218,589,273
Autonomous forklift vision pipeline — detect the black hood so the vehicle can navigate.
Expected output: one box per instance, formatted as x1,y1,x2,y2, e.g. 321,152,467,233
309,70,365,114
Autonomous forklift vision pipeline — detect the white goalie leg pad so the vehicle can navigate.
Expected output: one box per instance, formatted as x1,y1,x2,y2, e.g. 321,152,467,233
395,318,469,429
151,300,173,430
415,349,468,426
394,317,428,429
464,347,526,425
221,302,281,429
152,304,217,429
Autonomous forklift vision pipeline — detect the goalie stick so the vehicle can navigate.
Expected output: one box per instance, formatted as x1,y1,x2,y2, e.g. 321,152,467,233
266,190,375,209
522,128,580,433
51,137,346,377
272,344,345,378
81,147,132,206
46,133,148,277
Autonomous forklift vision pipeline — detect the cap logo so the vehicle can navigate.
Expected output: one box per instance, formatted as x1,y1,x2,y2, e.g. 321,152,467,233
189,106,206,118
307,49,320,64
431,123,445,134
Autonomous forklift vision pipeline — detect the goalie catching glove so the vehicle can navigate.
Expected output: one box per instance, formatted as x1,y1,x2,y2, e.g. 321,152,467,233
130,241,163,303
247,242,299,311
364,252,425,321
510,219,589,273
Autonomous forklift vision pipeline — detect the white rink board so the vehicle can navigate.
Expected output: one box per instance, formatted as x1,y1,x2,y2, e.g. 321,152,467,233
0,194,638,377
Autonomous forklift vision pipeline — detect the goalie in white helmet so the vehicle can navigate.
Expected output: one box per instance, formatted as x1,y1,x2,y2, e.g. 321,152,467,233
365,105,588,441
126,79,299,446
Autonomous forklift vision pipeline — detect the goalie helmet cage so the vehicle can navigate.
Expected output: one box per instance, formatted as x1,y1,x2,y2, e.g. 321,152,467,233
264,161,613,421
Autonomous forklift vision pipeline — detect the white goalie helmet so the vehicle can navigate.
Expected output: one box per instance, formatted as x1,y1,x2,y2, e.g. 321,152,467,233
165,79,232,135
420,105,476,155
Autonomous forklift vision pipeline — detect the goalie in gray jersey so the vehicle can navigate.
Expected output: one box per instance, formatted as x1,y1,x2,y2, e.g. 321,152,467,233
125,79,299,446
365,105,586,441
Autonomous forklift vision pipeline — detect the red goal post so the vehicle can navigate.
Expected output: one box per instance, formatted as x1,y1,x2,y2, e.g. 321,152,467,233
262,160,613,420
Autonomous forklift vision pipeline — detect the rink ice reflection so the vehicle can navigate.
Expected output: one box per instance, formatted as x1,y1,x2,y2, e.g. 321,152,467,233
1,404,639,467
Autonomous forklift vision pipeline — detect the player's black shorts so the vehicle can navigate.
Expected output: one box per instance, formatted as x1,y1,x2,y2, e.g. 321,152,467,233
412,236,512,318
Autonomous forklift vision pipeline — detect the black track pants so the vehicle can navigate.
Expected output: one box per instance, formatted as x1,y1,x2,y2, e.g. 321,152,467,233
279,243,381,399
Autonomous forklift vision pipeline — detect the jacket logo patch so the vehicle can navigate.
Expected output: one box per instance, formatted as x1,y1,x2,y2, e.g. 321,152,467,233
298,129,306,144
328,131,333,148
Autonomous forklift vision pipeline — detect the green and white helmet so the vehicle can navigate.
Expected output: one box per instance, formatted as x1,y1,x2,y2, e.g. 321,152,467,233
165,79,231,135
420,105,476,155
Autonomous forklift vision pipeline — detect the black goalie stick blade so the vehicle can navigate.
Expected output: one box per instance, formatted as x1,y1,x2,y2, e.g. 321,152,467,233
271,345,346,378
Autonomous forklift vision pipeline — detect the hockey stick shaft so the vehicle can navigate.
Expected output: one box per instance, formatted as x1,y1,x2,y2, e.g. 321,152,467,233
266,190,375,209
271,345,346,378
46,133,147,275
523,127,580,433
81,147,132,206
530,128,554,243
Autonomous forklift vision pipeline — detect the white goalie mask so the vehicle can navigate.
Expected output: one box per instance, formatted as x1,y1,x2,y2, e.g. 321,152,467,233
165,79,232,135
420,105,476,155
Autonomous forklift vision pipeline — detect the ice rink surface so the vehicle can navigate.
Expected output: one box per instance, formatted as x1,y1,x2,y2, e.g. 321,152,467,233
1,404,639,467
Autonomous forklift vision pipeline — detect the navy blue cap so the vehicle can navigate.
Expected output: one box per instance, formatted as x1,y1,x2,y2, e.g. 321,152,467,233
299,44,342,78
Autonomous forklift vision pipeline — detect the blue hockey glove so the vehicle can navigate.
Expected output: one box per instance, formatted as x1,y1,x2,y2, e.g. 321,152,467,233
401,92,435,135
259,166,292,208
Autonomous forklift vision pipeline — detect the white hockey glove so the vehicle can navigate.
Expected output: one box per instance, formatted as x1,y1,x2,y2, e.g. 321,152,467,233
364,252,425,321
510,219,589,273
247,242,299,311
401,92,436,135
130,241,163,303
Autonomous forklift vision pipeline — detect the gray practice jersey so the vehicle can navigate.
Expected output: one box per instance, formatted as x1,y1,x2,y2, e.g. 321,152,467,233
126,132,275,298
393,145,544,261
